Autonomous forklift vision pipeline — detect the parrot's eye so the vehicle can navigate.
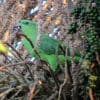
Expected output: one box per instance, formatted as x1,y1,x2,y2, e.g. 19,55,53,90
24,22,29,25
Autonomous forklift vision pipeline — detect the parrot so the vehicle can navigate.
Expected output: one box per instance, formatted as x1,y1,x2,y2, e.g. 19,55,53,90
14,19,80,72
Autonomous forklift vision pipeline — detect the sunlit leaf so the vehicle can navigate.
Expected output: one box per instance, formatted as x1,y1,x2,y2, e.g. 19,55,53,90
0,41,8,54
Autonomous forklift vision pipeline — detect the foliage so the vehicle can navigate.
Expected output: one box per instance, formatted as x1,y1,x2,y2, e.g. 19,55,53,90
0,41,8,54
68,0,100,99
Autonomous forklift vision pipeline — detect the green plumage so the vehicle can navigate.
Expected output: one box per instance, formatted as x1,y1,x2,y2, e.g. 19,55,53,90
17,19,80,72
18,19,65,71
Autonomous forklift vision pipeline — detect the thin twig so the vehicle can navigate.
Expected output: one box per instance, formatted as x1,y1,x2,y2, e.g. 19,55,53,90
7,38,35,81
96,52,100,65
58,44,69,100
48,91,58,100
0,84,28,98
0,68,27,84
6,43,23,60
0,60,35,83
58,78,67,100
88,88,94,100
1,60,34,68
48,64,60,90
0,88,15,98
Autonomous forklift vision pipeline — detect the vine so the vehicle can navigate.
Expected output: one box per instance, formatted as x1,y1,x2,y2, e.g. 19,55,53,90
68,0,100,99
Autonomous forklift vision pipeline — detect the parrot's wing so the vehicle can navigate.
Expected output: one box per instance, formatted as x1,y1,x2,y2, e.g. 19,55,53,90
39,34,64,55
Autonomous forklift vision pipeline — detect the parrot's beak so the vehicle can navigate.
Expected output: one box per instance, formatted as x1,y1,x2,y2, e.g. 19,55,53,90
11,23,22,42
12,23,22,34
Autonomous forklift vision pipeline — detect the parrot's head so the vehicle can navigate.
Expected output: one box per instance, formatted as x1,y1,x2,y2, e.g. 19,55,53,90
13,19,37,37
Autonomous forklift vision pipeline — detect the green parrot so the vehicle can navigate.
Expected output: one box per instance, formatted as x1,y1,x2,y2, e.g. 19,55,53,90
15,19,80,72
